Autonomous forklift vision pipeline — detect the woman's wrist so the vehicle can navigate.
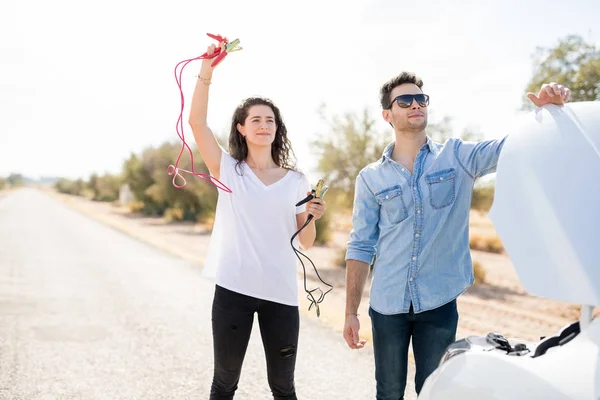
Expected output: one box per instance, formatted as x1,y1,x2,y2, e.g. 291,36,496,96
197,75,212,85
198,68,213,80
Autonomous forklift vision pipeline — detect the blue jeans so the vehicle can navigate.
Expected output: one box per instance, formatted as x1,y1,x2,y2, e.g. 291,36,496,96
369,300,458,400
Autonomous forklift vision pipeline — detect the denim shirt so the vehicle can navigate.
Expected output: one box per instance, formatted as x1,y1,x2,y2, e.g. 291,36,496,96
346,136,506,314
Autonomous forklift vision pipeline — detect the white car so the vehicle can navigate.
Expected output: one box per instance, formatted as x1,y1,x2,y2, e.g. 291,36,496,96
419,101,600,400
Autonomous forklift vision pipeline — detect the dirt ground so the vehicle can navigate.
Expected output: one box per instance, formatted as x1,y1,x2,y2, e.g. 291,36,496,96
43,188,597,350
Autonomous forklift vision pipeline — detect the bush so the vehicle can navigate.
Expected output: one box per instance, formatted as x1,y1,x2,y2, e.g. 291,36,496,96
335,247,347,267
473,260,486,284
314,208,333,245
122,142,218,222
470,234,504,253
471,183,495,212
88,173,121,202
0,178,5,191
164,207,184,222
55,178,86,196
6,173,25,187
128,200,145,214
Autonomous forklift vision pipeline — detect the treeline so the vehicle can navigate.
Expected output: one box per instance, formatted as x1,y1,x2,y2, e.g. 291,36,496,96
55,141,218,221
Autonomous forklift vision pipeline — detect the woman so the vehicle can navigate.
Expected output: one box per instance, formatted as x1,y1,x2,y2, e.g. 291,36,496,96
189,42,326,400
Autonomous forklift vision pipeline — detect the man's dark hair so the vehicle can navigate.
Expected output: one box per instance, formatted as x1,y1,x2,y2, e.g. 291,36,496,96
379,72,424,109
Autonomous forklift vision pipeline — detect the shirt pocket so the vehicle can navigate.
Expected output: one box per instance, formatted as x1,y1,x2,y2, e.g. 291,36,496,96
425,168,456,210
375,185,408,224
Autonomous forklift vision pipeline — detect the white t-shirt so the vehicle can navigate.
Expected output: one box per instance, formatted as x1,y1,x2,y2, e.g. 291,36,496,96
202,151,311,306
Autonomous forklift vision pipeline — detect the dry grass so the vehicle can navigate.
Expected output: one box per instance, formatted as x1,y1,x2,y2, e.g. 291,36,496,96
468,210,504,253
164,207,184,222
473,260,486,284
127,200,144,214
199,216,215,230
335,248,348,267
470,234,505,253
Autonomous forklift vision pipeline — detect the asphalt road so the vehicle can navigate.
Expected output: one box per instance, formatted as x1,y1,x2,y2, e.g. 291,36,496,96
0,189,417,399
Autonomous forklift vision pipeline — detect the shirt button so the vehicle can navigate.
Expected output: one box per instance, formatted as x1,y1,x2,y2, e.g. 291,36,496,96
440,177,444,180
412,256,417,261
409,277,414,281
415,233,420,238
385,195,389,199
417,210,421,214
401,168,405,172
413,186,417,190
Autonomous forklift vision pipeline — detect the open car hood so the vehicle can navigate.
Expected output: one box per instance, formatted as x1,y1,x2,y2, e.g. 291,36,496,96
489,101,600,306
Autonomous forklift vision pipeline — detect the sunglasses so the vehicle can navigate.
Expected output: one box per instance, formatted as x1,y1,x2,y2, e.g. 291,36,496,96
388,93,430,109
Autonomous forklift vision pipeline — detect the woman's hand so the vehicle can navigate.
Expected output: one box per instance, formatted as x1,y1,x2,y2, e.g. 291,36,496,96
306,192,326,221
199,42,225,78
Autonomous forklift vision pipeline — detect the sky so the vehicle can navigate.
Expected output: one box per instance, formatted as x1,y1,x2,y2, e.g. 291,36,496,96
1,0,599,183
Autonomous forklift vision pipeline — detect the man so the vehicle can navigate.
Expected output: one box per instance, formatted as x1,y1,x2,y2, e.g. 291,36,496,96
342,72,571,400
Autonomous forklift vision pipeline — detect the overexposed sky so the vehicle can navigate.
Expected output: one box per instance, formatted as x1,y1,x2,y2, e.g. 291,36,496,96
1,0,599,182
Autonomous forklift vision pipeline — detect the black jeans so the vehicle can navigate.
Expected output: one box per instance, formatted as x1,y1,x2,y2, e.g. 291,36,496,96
210,285,299,400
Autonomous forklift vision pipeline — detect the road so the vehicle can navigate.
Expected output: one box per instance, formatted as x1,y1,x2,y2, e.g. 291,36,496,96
0,189,416,399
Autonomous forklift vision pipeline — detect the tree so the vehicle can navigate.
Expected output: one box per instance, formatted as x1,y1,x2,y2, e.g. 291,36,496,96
460,127,484,142
54,178,86,195
524,34,600,109
427,115,454,143
312,107,389,209
88,173,122,202
426,116,484,143
471,180,495,212
122,153,154,205
6,173,25,187
121,141,218,221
